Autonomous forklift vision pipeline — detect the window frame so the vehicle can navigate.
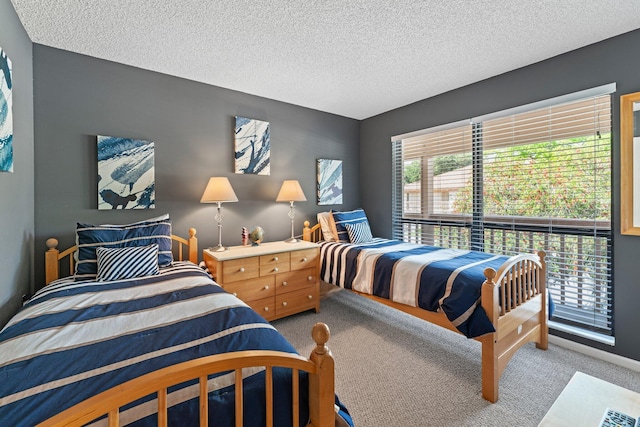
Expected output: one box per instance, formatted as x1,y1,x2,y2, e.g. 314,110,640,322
391,83,615,339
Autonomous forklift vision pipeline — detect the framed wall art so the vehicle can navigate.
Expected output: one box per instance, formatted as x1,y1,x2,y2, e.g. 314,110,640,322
621,91,640,235
0,47,13,173
234,116,270,175
317,159,343,205
97,135,155,210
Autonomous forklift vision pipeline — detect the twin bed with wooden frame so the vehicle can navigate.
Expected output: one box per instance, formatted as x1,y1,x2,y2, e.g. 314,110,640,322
0,224,345,427
303,219,548,403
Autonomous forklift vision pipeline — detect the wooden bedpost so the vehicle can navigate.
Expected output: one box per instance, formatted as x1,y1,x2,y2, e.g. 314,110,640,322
480,267,499,403
45,238,60,286
303,221,311,242
481,268,500,325
308,322,335,427
536,250,548,350
188,228,198,264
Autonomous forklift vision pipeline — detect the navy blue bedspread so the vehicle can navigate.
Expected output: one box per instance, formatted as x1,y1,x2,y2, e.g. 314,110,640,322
319,239,512,338
0,262,351,426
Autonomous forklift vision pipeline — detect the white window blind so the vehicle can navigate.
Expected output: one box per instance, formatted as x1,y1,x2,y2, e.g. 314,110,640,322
392,86,613,335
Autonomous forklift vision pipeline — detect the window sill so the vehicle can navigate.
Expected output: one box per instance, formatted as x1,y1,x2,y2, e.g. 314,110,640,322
549,320,615,346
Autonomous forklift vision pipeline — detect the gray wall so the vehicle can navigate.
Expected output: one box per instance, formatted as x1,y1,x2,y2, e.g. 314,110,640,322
0,0,34,327
360,29,640,361
32,45,360,288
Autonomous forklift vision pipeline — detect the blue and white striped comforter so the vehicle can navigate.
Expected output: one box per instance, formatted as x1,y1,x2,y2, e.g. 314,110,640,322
0,262,310,426
319,239,510,338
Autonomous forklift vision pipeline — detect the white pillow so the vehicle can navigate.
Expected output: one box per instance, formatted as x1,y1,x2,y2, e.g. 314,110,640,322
317,212,338,242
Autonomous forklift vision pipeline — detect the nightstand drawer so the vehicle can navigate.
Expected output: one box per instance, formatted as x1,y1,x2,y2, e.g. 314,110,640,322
259,252,290,276
276,268,316,294
222,257,259,282
246,296,276,321
222,276,275,301
276,287,317,318
290,248,318,271
203,241,319,321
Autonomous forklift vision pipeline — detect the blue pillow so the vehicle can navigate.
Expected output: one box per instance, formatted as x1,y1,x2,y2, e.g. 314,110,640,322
331,208,369,242
345,221,373,244
75,216,172,281
96,244,159,281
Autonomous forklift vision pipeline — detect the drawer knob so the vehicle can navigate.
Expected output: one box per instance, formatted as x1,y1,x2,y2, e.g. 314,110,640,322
264,285,270,290
264,307,269,312
307,276,313,281
274,256,279,261
282,281,288,286
274,267,279,272
239,267,245,273
307,295,313,299
282,301,288,307
302,257,308,262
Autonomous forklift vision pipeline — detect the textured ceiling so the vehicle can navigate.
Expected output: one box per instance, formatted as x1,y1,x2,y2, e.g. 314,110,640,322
10,0,640,119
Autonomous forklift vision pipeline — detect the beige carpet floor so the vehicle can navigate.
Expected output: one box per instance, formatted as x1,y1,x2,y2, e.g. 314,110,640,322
272,286,640,427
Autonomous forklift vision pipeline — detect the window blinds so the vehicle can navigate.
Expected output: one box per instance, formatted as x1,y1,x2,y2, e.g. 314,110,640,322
392,85,613,335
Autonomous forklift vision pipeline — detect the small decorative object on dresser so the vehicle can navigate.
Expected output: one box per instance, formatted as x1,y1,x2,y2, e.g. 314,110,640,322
249,226,264,245
241,226,249,246
203,241,320,321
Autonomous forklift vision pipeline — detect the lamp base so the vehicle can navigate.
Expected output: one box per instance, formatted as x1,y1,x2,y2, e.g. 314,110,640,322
209,244,228,252
284,237,298,243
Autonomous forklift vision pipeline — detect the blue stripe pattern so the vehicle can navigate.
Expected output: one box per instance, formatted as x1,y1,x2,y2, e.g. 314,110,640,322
75,216,173,280
96,244,159,281
345,221,373,243
0,262,343,426
331,208,369,242
318,239,510,338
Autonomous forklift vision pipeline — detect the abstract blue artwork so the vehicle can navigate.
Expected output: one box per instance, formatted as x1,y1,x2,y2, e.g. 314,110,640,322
317,159,343,205
234,116,270,175
97,136,155,210
0,47,13,173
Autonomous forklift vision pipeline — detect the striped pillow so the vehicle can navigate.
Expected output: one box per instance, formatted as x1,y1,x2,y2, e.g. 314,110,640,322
96,244,159,281
345,221,373,244
331,208,369,242
75,216,173,281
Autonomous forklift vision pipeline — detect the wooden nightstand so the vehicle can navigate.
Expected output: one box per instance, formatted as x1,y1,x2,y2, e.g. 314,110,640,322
203,241,320,321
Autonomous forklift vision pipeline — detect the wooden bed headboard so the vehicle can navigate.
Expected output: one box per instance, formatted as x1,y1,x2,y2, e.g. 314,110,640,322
44,228,198,285
303,221,323,243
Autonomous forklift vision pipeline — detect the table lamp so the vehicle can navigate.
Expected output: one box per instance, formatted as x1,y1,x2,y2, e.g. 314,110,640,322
276,180,307,243
200,177,238,251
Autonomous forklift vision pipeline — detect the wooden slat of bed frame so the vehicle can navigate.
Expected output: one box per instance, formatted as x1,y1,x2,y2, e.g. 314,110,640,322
38,324,336,427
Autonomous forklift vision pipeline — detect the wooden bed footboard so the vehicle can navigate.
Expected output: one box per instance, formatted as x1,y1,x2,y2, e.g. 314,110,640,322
38,323,336,427
479,250,547,402
302,220,548,403
44,228,198,285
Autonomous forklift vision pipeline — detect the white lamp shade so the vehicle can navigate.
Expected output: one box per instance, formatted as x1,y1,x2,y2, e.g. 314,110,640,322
200,177,238,203
276,180,307,202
